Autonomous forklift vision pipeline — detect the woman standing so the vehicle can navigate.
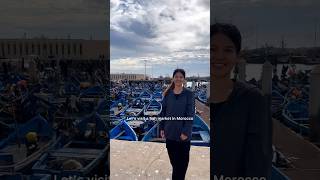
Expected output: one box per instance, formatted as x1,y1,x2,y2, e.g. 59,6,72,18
211,23,272,179
159,68,195,180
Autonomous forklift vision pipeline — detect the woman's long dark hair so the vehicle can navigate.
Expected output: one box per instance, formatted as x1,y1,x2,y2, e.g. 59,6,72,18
211,23,242,80
163,69,186,97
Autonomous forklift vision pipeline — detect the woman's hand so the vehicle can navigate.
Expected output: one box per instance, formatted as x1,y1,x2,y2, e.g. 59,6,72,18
160,130,165,139
180,133,188,141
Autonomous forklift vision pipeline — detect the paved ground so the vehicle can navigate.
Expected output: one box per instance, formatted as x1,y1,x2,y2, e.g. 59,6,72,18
273,119,320,180
110,140,210,180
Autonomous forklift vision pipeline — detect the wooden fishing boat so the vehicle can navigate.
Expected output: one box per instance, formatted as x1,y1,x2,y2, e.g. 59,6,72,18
142,115,210,146
0,115,54,174
281,99,309,135
197,91,207,104
80,86,105,98
271,166,290,180
96,99,124,129
110,120,138,141
123,98,146,117
125,117,156,140
63,82,80,95
109,99,128,117
32,113,108,177
272,90,286,116
143,99,162,116
139,91,152,102
152,92,163,102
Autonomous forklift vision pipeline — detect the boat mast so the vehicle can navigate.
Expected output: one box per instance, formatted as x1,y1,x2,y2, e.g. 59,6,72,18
144,60,147,80
281,35,286,49
256,24,258,49
316,23,318,47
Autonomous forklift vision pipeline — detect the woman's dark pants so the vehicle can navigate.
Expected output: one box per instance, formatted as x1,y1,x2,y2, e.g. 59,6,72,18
166,139,191,180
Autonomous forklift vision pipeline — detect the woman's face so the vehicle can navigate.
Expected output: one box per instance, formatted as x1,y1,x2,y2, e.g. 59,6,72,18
211,33,239,79
173,72,185,86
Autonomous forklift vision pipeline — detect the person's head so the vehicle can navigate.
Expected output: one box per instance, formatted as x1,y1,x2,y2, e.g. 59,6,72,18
163,69,186,96
211,23,242,79
172,68,186,87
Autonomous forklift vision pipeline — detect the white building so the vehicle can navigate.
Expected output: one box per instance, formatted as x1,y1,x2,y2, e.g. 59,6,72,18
0,38,109,60
110,73,146,81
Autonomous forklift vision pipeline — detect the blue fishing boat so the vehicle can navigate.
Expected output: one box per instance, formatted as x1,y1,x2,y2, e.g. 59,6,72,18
191,115,210,146
271,166,290,180
96,99,124,128
32,113,108,177
0,115,54,174
0,111,15,140
142,115,210,146
143,99,162,116
132,90,142,98
73,98,99,116
80,86,105,98
63,82,80,95
125,117,156,140
272,90,286,115
139,91,152,102
110,98,128,117
197,91,208,104
110,120,138,141
285,87,308,101
117,90,129,100
96,99,109,119
152,92,163,102
108,117,123,129
20,94,58,123
282,100,309,135
123,98,146,117
154,84,163,92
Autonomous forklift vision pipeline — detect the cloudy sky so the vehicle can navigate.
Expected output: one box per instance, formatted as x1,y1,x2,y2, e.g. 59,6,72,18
3,1,317,77
0,0,108,40
110,0,210,77
212,0,320,49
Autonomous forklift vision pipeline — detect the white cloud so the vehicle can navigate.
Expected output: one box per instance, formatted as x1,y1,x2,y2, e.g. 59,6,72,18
111,0,210,76
0,0,108,39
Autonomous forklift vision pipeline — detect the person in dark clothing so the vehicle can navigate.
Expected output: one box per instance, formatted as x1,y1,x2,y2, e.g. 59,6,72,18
211,23,272,179
159,68,195,180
